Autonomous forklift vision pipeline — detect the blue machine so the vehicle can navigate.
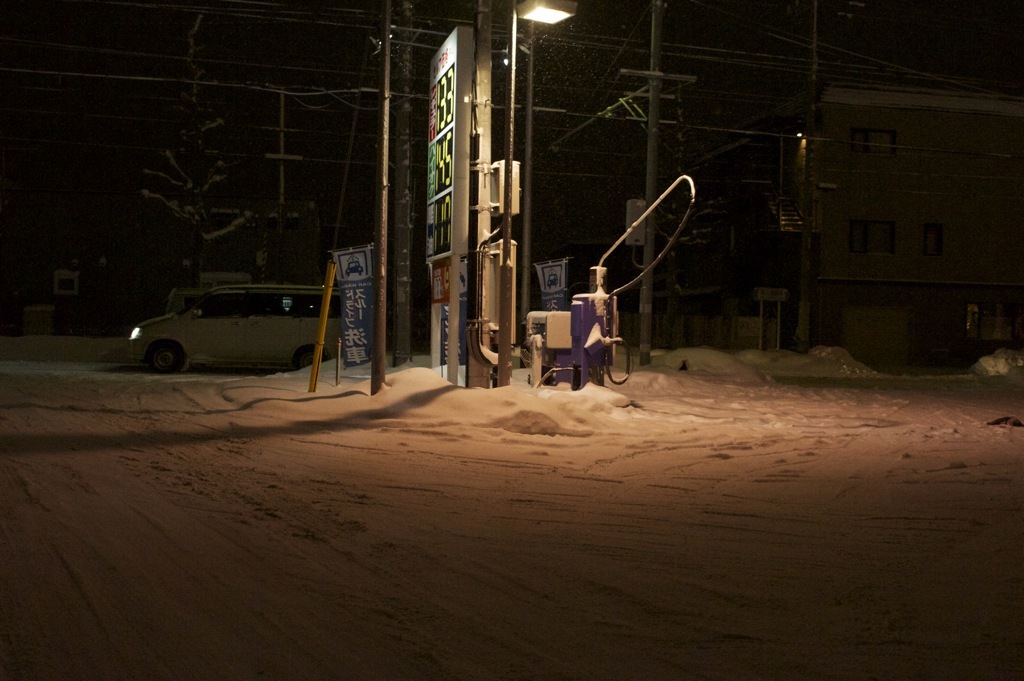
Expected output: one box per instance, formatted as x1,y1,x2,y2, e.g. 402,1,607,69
524,175,696,390
568,282,618,390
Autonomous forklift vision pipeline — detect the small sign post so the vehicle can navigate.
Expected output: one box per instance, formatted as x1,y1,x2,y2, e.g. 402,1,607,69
753,287,789,351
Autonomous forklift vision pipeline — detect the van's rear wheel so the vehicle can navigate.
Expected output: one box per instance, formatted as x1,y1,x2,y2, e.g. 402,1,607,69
148,342,185,373
292,348,331,368
292,345,325,370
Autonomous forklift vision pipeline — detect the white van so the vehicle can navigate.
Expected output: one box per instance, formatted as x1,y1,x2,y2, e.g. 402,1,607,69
130,284,340,373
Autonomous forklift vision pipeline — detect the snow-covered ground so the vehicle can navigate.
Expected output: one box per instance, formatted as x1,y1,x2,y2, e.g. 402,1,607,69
1,337,1022,680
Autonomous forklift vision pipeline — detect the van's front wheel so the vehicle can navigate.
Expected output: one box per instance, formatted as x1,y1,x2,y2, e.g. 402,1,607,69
147,342,185,373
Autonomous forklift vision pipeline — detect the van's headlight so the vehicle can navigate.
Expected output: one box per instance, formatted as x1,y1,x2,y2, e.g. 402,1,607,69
130,327,142,340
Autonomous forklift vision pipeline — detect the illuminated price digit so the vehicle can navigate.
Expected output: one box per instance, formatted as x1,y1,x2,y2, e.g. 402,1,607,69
433,129,453,195
433,193,452,255
445,68,454,128
436,65,455,132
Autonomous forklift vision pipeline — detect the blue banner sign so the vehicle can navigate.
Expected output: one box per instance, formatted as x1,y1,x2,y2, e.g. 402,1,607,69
535,258,568,311
437,258,469,367
331,245,373,368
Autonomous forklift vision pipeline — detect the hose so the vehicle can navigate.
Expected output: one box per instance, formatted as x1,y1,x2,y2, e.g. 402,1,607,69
605,338,632,386
610,176,697,298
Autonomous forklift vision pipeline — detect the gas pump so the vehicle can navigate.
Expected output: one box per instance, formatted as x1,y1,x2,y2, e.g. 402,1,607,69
524,174,697,390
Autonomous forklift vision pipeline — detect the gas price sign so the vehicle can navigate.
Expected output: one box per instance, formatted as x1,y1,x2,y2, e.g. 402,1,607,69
426,28,470,262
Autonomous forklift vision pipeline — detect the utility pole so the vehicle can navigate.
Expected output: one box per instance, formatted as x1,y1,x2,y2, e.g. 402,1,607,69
796,0,817,352
371,0,391,395
467,0,494,389
393,0,413,367
639,0,664,366
276,93,285,283
265,94,303,283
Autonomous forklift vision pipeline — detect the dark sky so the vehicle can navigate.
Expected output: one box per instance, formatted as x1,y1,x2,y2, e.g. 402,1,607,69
1,0,1021,270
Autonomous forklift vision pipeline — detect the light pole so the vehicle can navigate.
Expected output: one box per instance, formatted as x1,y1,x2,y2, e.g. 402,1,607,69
518,21,536,331
639,0,664,366
497,0,576,387
497,5,518,387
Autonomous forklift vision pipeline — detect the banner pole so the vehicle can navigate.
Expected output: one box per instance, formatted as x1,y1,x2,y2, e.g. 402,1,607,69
308,260,337,392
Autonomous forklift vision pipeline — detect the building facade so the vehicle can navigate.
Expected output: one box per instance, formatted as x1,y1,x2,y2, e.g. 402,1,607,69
812,85,1024,368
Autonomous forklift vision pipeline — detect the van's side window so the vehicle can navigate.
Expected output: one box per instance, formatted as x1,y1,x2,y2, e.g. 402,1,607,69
292,294,324,318
248,293,286,316
199,293,246,318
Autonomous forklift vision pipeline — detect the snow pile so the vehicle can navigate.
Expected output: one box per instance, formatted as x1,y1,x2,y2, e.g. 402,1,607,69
648,346,765,381
364,367,614,436
971,347,1024,377
534,381,632,411
648,345,877,380
735,345,877,378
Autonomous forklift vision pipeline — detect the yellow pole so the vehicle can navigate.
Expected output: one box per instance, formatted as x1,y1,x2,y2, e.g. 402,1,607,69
308,260,337,392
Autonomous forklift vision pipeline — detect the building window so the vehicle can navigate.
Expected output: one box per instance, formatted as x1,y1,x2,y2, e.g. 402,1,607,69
849,220,895,254
53,269,80,296
851,128,897,154
210,208,239,231
966,303,1024,341
922,223,943,256
211,208,257,231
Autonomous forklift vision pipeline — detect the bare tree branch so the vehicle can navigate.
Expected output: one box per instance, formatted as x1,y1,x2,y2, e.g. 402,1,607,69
202,210,253,242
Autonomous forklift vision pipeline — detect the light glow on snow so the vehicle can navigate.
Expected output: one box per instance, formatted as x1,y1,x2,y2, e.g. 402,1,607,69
1,336,1022,679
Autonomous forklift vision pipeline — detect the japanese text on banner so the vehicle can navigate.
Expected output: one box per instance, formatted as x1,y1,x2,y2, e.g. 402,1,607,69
331,245,373,368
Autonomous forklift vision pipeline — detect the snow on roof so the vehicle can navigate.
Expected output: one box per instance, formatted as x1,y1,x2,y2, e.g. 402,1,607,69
822,84,1024,118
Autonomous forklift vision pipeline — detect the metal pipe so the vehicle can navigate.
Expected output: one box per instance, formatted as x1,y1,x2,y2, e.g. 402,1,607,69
497,7,517,387
599,173,690,270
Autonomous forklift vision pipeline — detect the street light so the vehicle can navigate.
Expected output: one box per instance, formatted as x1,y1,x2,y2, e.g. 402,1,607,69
497,0,577,386
517,0,577,24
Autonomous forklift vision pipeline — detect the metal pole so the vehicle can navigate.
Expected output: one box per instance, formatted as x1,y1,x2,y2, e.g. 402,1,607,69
776,300,783,350
393,0,413,367
758,300,764,351
277,92,285,284
371,0,391,395
796,0,817,352
639,0,664,366
475,1,493,250
466,0,494,389
497,6,517,387
518,23,535,329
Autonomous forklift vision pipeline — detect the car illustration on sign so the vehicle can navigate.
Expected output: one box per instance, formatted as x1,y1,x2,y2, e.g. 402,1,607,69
345,255,364,277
